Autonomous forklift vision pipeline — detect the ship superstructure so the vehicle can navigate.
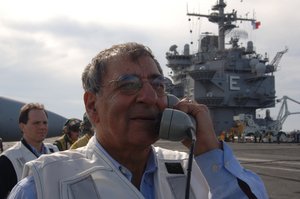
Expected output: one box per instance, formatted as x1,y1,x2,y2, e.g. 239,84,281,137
165,0,287,135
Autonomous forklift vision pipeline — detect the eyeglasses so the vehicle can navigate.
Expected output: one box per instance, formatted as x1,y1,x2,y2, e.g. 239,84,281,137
108,74,166,96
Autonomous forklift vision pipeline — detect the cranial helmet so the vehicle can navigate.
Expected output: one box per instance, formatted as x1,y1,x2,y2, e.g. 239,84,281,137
63,118,82,134
80,113,93,134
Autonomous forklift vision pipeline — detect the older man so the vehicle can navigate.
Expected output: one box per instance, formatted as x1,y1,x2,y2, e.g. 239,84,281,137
9,43,268,199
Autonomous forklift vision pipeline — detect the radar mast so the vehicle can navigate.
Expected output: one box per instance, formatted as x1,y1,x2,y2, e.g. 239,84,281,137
187,0,257,51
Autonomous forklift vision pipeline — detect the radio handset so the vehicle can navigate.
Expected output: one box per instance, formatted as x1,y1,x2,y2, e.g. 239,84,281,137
158,94,196,141
159,95,196,199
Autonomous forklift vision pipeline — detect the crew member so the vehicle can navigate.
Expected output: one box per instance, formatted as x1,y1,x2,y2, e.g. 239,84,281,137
0,103,58,198
70,113,94,149
53,118,81,151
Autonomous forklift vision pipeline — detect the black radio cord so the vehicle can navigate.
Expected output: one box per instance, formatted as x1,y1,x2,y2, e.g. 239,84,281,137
185,129,196,199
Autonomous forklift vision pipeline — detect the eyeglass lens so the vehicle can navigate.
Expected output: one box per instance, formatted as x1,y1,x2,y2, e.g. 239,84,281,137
113,74,165,96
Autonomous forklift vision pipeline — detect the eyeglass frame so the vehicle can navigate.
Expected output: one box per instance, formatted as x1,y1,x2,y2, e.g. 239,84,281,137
103,73,167,97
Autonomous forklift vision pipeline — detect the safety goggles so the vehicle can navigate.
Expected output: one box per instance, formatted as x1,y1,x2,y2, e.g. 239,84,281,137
108,74,166,96
69,124,81,132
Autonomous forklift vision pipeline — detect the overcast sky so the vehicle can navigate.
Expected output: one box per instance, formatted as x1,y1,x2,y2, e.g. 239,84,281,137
1,0,300,132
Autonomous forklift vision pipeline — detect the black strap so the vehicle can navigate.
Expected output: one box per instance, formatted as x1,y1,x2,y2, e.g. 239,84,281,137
21,138,39,158
237,178,257,199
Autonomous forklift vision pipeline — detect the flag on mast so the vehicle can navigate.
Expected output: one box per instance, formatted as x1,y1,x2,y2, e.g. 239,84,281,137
252,21,261,29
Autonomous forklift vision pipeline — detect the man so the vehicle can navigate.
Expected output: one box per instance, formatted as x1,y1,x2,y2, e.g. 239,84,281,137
70,113,94,149
53,118,82,151
0,103,58,198
9,43,268,199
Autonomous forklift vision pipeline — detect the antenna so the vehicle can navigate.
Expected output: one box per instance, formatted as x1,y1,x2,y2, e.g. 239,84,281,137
187,0,256,51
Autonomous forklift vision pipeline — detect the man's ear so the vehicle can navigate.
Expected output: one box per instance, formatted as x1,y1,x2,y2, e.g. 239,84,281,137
19,123,25,133
84,92,99,124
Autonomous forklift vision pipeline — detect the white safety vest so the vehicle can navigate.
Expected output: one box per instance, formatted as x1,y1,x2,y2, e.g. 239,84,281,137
3,141,58,181
23,136,210,199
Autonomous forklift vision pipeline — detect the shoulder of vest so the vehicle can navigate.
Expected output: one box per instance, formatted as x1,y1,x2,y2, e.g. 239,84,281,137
44,143,59,152
72,137,88,146
55,135,66,142
153,146,189,160
3,142,23,156
30,150,86,169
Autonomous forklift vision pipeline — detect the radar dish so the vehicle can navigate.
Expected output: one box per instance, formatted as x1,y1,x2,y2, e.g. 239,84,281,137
169,45,178,52
226,29,248,40
169,45,178,55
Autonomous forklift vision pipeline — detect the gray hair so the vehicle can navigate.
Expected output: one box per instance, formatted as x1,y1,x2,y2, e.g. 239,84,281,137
82,42,163,94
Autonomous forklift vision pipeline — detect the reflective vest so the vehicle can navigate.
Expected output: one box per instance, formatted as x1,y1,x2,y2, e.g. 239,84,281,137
69,134,93,149
53,135,74,151
23,136,210,199
3,141,58,181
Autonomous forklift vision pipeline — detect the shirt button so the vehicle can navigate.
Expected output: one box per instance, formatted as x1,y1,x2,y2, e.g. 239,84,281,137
225,161,230,167
212,164,219,172
120,167,126,174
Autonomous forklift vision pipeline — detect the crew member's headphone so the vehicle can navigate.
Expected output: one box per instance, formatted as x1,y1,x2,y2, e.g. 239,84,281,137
63,118,81,135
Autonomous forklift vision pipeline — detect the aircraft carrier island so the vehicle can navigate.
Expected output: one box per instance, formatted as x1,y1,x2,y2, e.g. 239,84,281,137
164,0,291,140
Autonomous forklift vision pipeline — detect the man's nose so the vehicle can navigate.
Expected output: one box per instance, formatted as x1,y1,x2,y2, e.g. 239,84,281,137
136,81,158,104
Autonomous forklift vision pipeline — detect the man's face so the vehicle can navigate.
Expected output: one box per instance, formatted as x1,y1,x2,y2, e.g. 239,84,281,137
69,130,80,142
86,55,167,150
20,109,48,144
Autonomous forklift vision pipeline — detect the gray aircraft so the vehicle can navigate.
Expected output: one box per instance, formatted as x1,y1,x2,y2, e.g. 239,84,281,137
164,0,287,137
0,96,67,141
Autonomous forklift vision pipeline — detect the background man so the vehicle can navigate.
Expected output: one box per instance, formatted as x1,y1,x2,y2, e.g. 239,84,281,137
0,103,58,198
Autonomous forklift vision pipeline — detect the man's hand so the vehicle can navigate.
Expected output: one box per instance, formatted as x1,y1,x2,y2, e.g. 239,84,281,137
173,98,220,155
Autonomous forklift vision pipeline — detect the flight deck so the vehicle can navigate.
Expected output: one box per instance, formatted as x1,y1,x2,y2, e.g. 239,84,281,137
3,140,300,199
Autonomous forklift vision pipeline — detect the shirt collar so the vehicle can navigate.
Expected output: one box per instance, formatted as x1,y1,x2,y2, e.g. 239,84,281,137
95,141,157,181
30,143,47,157
21,138,46,157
